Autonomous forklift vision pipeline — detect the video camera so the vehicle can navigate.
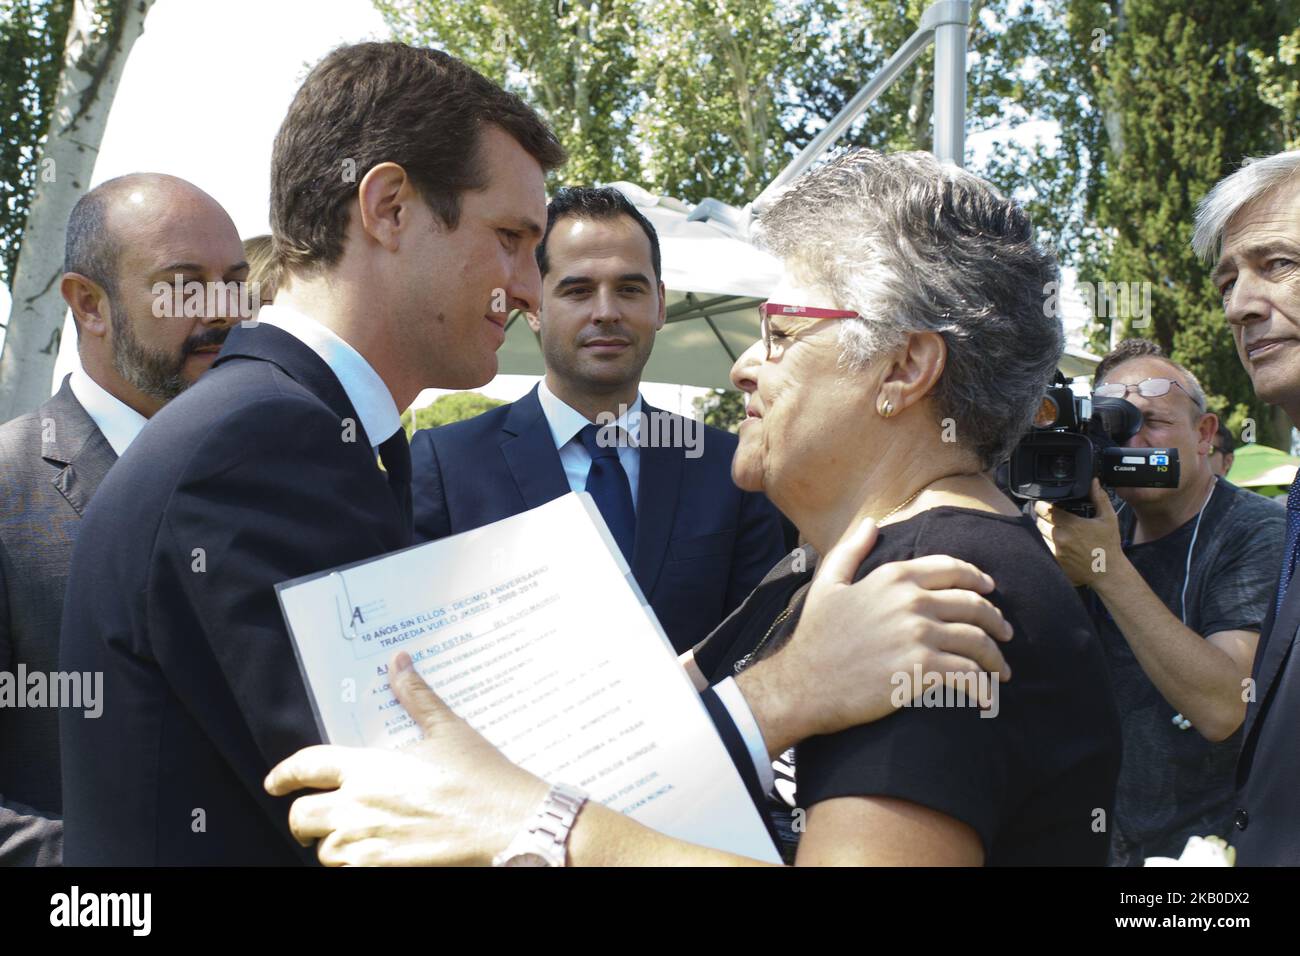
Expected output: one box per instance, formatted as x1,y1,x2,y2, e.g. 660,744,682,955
1007,373,1180,516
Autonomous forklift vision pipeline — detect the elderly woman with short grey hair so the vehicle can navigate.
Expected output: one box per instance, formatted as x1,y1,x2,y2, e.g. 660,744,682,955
268,149,1123,866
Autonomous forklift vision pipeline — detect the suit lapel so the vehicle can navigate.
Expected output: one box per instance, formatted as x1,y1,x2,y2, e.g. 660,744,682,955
500,386,571,510
631,404,684,598
1242,577,1300,745
41,379,118,516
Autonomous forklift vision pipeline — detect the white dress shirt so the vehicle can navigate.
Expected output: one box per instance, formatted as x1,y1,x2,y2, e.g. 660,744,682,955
67,368,148,457
254,303,401,448
714,676,777,795
536,377,642,509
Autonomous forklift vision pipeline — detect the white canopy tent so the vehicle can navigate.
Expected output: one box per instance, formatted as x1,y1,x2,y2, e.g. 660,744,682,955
495,0,1099,389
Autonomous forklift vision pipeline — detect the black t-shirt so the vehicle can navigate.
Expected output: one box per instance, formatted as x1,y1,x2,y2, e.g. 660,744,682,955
1085,477,1285,864
696,506,1122,866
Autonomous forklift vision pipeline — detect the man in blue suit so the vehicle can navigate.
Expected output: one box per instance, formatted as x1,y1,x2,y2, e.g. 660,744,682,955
411,187,788,653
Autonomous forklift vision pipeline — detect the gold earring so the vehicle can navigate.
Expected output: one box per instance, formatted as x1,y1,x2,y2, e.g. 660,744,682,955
879,399,893,418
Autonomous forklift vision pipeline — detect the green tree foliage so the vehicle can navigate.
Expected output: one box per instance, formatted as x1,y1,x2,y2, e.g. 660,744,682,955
1083,0,1300,447
1252,24,1300,150
375,0,1297,441
962,0,1110,263
370,0,1127,266
632,0,822,205
375,0,1105,222
741,0,1108,259
375,0,819,202
0,0,74,288
692,386,747,432
375,0,644,186
400,392,505,439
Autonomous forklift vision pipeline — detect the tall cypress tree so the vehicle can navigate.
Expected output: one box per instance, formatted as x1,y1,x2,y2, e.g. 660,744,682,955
1088,0,1298,446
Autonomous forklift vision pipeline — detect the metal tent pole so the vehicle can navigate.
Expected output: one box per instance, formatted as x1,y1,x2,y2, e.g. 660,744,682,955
751,1,971,214
931,1,970,167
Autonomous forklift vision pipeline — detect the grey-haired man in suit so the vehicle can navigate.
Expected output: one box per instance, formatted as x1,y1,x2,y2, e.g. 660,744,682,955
1193,148,1300,864
0,172,245,864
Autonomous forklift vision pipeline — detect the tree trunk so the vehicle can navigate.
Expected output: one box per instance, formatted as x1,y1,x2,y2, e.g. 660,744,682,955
0,0,155,422
716,27,768,194
571,0,592,136
906,58,933,152
1101,0,1126,160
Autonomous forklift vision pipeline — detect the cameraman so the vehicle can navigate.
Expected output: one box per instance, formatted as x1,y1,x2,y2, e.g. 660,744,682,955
1034,339,1284,865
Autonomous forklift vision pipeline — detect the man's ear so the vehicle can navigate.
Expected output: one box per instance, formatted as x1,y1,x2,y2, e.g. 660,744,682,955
357,162,414,253
880,331,946,416
1198,412,1219,455
524,310,542,333
655,280,667,331
61,273,109,339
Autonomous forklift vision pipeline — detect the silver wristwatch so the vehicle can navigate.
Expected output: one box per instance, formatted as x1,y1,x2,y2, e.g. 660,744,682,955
492,782,588,867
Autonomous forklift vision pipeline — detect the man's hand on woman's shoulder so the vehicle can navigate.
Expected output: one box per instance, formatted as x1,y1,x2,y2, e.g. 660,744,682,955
736,517,1014,756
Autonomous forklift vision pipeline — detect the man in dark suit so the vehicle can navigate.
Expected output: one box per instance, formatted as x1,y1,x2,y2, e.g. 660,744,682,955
0,173,244,865
57,43,569,865
1192,149,1300,864
411,187,788,652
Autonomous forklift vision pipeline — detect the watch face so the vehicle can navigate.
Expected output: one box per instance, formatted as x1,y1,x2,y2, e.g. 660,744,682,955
502,852,552,867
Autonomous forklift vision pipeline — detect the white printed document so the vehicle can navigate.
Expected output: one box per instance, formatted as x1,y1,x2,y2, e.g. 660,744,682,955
275,492,779,862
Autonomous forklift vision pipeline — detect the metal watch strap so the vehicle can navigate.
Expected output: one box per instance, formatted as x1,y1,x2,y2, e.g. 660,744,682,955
492,782,588,867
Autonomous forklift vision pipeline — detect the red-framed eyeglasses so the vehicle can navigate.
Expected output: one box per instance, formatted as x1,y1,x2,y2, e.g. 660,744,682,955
758,302,861,359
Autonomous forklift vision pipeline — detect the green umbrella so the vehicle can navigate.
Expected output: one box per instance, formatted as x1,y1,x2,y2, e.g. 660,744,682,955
1227,443,1299,494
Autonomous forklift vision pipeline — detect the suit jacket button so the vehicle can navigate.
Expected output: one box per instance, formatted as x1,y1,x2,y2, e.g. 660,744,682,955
1233,808,1249,831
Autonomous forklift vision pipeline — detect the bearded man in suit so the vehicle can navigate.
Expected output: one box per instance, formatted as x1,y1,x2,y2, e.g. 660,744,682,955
0,172,243,864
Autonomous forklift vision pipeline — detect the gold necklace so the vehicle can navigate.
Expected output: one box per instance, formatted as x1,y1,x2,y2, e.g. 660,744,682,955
735,580,814,674
875,470,979,525
877,487,924,524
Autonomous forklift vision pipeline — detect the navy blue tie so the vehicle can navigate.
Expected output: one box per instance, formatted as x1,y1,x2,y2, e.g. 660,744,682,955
579,423,636,563
378,429,413,533
1275,472,1300,617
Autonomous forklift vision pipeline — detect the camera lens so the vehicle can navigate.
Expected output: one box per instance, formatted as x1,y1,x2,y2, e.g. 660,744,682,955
1036,452,1074,482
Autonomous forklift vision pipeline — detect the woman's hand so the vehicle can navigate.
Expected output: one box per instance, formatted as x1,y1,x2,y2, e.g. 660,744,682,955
737,517,1014,755
264,651,547,866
